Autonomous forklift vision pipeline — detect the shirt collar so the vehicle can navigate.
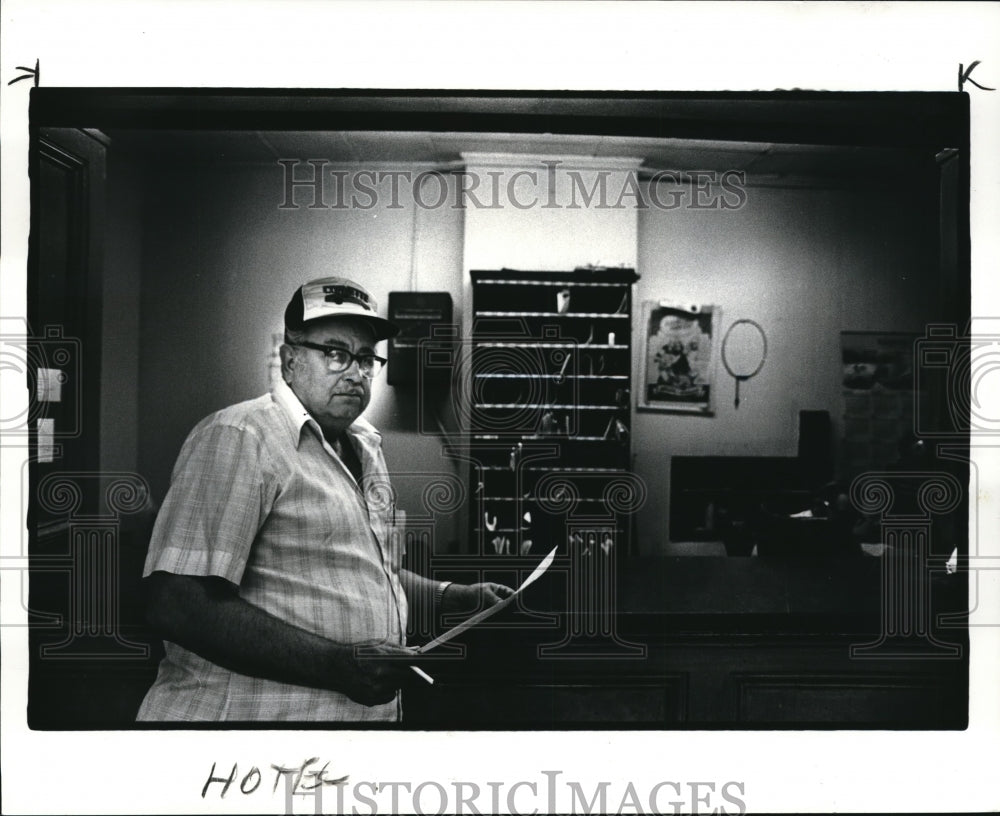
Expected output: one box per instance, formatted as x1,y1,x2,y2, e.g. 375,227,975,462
271,377,381,447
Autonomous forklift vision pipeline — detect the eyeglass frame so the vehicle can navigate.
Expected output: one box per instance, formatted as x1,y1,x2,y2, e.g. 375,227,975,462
288,340,387,378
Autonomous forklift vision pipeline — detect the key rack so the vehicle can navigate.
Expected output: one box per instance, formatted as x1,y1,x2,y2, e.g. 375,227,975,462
468,268,640,557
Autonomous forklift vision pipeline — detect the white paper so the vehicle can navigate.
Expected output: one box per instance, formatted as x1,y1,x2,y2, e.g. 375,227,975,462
417,546,557,653
36,367,62,403
37,418,54,463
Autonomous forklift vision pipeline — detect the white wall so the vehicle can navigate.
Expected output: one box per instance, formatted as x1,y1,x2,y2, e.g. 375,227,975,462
631,177,939,552
133,156,940,555
138,161,467,548
461,154,640,271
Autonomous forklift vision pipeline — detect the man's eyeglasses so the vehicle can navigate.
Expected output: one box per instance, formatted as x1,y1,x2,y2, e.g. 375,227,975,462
290,341,386,378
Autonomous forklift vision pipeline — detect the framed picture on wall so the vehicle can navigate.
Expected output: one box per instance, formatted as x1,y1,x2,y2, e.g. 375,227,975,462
840,331,923,476
638,301,719,414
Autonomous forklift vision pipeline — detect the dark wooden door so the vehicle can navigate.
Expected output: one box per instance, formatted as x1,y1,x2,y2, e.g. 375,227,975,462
28,128,155,728
29,128,107,525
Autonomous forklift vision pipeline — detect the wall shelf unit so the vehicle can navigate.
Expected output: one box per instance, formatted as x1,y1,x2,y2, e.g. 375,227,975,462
468,268,640,559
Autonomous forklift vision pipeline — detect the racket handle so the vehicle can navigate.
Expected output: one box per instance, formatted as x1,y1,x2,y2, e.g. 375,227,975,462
734,379,741,409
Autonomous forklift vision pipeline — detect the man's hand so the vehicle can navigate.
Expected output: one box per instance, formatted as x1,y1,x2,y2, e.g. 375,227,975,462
341,642,427,707
440,582,516,615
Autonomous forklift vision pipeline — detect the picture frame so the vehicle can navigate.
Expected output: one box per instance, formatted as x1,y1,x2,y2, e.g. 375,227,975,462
840,330,923,476
638,300,719,414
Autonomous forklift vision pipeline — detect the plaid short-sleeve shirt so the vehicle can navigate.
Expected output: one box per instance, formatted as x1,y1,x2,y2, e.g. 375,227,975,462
136,379,407,722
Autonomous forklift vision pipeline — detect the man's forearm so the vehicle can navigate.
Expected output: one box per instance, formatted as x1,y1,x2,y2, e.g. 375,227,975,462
399,568,445,612
145,572,409,705
400,569,514,616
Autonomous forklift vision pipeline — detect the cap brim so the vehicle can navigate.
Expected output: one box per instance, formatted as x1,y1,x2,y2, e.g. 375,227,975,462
355,315,400,341
295,313,400,342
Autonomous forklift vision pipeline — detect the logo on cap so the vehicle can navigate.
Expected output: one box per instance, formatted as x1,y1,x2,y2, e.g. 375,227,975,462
322,283,372,309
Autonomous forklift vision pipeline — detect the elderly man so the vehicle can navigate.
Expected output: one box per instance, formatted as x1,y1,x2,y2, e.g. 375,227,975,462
137,278,511,722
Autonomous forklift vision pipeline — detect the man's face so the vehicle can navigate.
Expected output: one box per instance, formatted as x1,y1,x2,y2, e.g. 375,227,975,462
283,317,376,436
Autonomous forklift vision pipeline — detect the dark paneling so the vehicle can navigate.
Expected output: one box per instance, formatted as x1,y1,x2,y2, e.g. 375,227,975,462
28,523,162,729
733,673,966,727
407,675,688,727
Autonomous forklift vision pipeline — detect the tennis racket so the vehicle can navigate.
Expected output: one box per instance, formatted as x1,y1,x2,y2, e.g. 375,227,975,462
721,319,767,409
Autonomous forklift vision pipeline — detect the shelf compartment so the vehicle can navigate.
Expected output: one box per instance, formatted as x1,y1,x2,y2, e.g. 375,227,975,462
470,375,629,408
478,465,629,473
474,434,624,442
481,496,618,503
474,279,631,288
475,342,626,349
470,413,631,439
474,373,628,380
474,403,624,410
475,311,629,319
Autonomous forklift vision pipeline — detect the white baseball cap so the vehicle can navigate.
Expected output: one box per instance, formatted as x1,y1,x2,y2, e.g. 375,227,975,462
284,277,399,341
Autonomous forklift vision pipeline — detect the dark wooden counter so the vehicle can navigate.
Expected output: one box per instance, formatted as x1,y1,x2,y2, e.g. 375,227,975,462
26,537,968,729
404,556,968,729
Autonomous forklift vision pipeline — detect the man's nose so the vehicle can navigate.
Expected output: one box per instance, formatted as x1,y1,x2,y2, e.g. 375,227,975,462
340,358,363,382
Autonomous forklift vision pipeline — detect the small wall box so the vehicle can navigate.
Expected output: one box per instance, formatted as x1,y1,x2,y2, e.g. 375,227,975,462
387,291,454,386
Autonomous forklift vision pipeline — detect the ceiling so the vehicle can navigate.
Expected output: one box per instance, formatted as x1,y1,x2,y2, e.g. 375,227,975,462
40,91,956,185
105,128,935,184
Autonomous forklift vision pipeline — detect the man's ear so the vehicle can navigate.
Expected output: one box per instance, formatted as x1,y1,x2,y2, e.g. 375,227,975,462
279,344,296,381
